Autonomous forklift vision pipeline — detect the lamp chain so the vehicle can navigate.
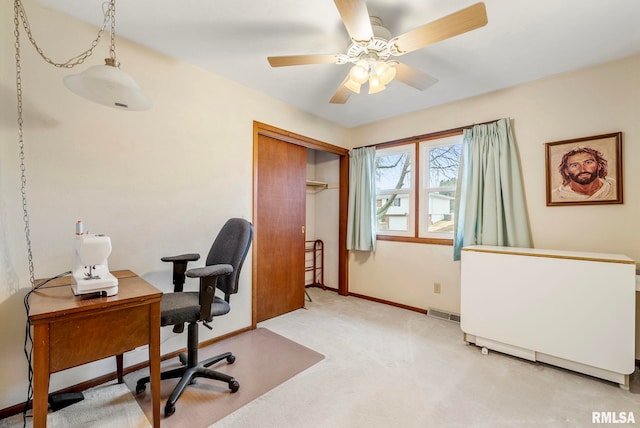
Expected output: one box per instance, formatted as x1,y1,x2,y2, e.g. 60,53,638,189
12,0,116,287
14,0,113,69
13,2,34,288
109,0,117,63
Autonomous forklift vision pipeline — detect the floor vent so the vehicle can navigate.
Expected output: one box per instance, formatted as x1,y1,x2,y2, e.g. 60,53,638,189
427,308,460,323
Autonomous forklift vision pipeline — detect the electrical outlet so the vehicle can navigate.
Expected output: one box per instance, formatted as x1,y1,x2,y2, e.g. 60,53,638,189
433,282,441,294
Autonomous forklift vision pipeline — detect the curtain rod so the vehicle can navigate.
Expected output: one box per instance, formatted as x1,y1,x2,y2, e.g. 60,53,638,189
357,118,505,150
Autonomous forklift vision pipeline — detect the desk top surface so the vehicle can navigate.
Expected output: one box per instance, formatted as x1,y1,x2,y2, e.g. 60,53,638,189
28,270,162,322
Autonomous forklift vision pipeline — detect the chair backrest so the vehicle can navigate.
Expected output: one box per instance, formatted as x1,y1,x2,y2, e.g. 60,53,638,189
205,218,253,299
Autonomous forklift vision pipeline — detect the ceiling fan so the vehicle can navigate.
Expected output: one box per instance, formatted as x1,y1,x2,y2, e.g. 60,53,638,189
267,1,488,104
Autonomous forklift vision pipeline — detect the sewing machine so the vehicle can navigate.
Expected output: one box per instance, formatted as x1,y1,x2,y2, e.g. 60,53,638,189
71,222,118,296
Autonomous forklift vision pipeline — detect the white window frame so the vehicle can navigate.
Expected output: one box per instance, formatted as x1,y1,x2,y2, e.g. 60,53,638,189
418,135,463,239
374,145,416,238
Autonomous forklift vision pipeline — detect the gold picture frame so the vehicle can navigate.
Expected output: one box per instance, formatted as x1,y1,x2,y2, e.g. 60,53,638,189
545,132,622,206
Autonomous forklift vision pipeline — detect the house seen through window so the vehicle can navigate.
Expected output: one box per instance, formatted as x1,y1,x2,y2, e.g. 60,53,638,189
375,132,463,243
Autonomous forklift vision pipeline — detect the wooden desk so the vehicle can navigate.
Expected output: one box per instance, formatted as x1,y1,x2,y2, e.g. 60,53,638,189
28,270,161,428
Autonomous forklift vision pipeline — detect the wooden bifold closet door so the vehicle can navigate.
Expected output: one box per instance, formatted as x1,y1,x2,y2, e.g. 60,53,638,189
255,134,306,322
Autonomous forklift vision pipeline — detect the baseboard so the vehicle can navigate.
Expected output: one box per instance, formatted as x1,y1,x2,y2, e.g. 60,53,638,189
347,291,427,315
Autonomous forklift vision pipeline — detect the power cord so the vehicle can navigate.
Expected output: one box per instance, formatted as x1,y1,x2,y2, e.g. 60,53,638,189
22,271,71,428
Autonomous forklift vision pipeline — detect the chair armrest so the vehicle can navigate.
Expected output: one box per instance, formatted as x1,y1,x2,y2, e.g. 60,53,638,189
161,253,200,263
161,253,201,292
186,264,232,278
186,264,233,323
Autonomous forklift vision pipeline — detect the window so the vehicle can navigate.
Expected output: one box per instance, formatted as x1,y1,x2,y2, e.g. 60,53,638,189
419,135,462,239
375,132,462,244
375,145,415,237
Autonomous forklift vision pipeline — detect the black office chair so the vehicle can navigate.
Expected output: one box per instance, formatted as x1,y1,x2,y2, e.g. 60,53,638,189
136,218,253,416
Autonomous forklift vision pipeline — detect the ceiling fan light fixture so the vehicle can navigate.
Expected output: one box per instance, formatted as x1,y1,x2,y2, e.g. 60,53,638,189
64,59,152,111
344,78,362,94
374,60,396,85
349,60,370,84
368,74,386,94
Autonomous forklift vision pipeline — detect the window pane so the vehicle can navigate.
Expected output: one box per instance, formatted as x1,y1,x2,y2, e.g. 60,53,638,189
376,153,411,191
376,194,409,232
375,146,414,237
425,191,455,233
428,144,461,188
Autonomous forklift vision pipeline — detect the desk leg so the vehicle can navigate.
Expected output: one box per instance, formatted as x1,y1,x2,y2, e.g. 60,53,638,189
116,354,124,384
32,323,50,428
149,301,161,427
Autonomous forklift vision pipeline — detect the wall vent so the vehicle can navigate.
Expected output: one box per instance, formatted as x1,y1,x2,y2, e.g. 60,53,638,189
427,308,460,323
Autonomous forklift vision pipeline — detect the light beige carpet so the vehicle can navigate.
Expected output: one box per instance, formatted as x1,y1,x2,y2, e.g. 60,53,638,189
126,327,325,428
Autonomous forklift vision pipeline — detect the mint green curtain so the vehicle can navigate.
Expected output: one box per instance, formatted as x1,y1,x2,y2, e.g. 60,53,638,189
453,119,531,260
347,147,376,251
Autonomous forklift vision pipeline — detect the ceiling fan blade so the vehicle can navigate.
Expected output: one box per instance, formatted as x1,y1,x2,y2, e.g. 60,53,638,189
393,63,438,91
393,2,488,54
334,0,373,43
268,55,340,67
329,76,352,104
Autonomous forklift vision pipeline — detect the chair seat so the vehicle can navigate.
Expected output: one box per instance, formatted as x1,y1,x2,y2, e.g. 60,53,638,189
160,292,231,326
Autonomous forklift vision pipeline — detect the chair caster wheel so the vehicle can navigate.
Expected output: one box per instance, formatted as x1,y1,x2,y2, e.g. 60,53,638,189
135,383,146,394
229,379,240,393
165,403,175,416
227,355,236,364
179,353,188,366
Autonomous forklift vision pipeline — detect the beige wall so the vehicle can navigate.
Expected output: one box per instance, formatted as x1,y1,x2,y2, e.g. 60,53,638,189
0,0,346,410
347,54,640,314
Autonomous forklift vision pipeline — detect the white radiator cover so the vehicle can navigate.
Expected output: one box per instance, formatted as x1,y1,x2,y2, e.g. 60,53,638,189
461,245,636,388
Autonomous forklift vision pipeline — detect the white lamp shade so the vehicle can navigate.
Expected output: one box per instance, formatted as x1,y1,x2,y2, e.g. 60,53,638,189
344,78,361,94
349,60,370,84
368,74,386,94
63,64,151,111
374,61,396,85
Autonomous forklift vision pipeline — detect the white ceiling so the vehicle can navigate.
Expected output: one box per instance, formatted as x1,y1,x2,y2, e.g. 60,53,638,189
38,0,640,128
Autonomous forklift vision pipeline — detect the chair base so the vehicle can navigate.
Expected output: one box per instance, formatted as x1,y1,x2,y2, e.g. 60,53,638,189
135,322,239,416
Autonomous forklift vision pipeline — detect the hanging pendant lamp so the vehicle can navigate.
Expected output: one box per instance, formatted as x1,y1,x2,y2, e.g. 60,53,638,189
63,0,151,111
64,58,151,111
